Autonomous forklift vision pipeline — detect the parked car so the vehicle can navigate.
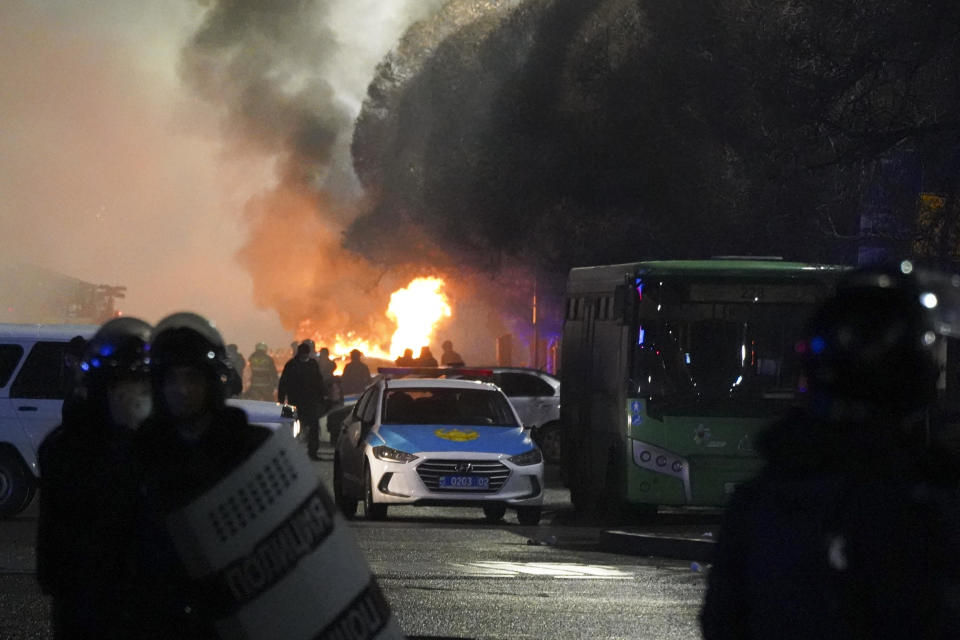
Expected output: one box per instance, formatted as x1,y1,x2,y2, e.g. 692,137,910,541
486,368,561,464
0,323,299,518
333,374,544,524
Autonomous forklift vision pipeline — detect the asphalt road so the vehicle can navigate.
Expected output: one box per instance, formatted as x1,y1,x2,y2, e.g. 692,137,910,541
0,443,713,639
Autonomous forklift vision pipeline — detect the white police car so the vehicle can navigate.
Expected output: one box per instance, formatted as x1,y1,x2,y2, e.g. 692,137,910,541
333,374,544,524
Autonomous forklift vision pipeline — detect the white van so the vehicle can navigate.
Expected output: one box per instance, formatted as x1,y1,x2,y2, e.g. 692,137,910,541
0,323,299,518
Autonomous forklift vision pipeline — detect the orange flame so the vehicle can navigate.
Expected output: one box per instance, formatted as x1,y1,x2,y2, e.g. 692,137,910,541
331,333,390,361
299,276,451,371
386,277,451,358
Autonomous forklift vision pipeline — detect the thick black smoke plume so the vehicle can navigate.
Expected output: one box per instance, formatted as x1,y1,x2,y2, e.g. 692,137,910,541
179,0,448,347
182,0,350,191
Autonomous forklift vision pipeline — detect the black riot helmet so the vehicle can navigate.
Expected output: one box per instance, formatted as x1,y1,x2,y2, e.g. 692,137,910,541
801,262,957,418
150,312,232,407
81,316,152,394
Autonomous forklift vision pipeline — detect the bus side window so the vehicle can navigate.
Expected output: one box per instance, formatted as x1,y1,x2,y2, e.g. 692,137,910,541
569,298,582,320
614,285,631,320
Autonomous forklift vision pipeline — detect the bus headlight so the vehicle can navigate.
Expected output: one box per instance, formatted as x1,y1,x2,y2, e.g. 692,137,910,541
633,441,688,479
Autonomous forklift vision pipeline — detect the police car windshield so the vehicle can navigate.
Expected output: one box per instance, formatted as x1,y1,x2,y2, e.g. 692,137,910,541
383,388,519,426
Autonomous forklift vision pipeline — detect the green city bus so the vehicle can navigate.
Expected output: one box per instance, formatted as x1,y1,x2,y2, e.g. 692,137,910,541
559,258,849,512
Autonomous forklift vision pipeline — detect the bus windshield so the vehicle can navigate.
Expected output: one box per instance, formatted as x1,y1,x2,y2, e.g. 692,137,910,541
631,278,822,413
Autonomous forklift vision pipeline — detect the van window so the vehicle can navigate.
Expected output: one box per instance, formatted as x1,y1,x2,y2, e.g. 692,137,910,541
10,342,68,399
0,345,24,388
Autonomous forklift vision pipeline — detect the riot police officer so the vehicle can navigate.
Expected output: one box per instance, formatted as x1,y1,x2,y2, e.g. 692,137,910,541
701,264,960,639
37,317,153,639
135,313,271,638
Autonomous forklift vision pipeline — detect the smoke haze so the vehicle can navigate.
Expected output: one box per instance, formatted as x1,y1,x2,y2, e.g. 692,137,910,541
178,0,454,353
0,1,282,347
0,0,448,354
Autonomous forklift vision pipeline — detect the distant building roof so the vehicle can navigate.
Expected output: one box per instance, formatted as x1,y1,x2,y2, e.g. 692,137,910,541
0,263,124,324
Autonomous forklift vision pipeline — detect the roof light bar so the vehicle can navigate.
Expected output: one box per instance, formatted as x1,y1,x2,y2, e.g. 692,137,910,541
377,366,494,378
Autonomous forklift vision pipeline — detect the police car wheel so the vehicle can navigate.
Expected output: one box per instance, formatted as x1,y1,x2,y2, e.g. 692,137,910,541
0,451,35,518
363,464,387,521
516,506,541,526
536,423,562,464
482,505,507,522
333,457,357,518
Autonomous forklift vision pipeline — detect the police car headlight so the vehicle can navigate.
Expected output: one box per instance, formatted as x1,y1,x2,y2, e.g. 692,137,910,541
508,448,543,466
372,445,418,464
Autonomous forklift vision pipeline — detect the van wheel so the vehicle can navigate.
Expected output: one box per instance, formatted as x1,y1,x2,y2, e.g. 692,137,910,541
363,463,387,521
333,456,357,518
482,505,507,522
517,506,542,526
0,452,35,519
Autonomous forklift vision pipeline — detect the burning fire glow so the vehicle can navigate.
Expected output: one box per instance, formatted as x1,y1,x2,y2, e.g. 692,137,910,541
386,277,451,358
302,277,452,370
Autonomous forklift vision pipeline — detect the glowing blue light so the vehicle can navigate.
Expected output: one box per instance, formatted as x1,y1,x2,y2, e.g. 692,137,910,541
91,358,101,368
638,327,645,345
635,278,643,300
810,336,826,354
98,345,114,357
80,362,90,372
685,353,691,364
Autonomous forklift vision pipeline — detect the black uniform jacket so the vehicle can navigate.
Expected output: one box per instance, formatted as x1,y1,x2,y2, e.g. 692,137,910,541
135,407,270,638
701,409,960,640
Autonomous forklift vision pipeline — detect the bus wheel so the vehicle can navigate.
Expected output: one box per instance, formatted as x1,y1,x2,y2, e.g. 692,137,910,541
598,450,626,520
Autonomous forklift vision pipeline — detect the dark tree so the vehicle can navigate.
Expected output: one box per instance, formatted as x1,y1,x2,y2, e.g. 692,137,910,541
348,0,960,279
